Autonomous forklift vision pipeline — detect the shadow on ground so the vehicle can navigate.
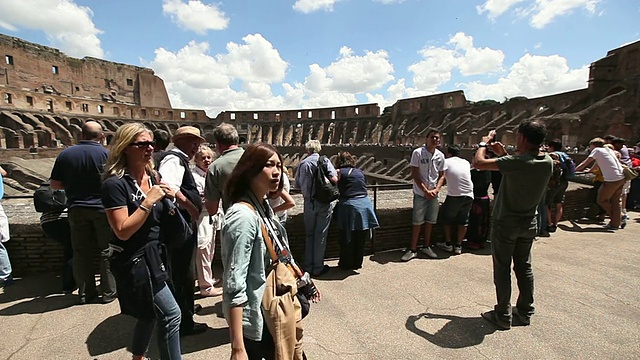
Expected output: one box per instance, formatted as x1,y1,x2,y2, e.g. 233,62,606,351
87,314,230,357
405,312,496,349
0,274,64,305
558,221,615,233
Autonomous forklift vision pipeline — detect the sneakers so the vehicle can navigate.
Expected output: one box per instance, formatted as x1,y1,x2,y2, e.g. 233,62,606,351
547,224,557,233
621,218,627,229
481,310,511,330
420,246,438,259
604,223,619,230
402,246,439,261
453,245,462,255
435,242,453,252
401,249,417,262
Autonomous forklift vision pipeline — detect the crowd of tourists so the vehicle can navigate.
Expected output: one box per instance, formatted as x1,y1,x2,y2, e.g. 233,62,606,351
0,118,637,359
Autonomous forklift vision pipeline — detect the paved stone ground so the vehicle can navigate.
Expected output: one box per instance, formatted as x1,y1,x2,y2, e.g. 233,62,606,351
1,214,639,360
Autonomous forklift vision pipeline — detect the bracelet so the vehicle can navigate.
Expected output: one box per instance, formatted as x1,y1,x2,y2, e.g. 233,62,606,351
139,204,152,214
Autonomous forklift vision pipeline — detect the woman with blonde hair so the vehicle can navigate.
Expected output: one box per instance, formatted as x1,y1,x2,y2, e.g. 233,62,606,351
102,123,182,360
192,145,223,297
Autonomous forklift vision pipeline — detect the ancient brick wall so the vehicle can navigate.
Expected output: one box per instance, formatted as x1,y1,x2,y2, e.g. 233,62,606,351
4,185,595,277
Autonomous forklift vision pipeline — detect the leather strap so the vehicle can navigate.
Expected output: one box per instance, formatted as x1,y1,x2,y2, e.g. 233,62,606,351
238,201,304,278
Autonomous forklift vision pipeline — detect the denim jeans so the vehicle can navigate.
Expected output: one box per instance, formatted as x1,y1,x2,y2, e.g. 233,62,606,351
0,239,12,282
131,283,182,360
490,223,536,323
68,207,116,298
303,199,334,275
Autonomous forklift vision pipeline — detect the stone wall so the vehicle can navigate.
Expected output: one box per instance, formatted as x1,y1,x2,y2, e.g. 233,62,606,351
4,185,594,277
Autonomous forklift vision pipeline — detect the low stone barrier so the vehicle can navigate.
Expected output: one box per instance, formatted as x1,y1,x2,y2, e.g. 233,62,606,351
3,184,594,276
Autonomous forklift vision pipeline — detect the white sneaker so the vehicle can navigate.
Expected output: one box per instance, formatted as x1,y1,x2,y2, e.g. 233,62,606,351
435,242,453,252
420,246,438,259
453,245,462,255
401,249,417,262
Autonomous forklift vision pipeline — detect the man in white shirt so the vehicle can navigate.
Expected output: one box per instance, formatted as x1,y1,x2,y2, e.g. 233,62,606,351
435,146,474,255
157,126,208,335
401,129,445,261
575,137,626,229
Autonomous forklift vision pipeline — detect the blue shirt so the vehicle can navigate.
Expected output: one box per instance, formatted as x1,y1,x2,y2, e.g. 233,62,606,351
221,200,272,341
50,141,109,209
295,153,337,199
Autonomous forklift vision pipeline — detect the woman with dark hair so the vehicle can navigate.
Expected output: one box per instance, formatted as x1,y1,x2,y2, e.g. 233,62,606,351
102,123,182,360
334,152,379,270
222,143,318,360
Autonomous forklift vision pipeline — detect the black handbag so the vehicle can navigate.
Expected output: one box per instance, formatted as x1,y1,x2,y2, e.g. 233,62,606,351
150,171,194,248
160,197,193,248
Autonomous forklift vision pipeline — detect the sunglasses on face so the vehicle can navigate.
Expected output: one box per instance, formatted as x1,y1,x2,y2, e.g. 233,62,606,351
130,141,155,149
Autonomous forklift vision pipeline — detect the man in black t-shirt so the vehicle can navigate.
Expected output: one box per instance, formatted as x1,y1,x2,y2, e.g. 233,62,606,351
50,121,116,304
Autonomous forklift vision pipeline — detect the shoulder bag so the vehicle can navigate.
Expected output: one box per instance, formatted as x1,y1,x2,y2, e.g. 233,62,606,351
239,201,308,360
151,171,194,248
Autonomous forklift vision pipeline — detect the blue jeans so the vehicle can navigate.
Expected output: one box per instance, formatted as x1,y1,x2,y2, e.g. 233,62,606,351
131,283,182,360
303,199,334,275
0,240,11,282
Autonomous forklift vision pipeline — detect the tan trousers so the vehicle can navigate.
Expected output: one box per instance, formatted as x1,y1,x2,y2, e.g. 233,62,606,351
597,179,626,227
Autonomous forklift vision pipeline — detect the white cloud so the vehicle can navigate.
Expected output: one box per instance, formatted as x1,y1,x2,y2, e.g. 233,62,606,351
222,34,288,83
477,0,526,19
529,0,600,28
162,0,229,34
0,0,104,58
477,0,601,28
303,46,395,93
460,53,589,100
407,32,504,93
293,0,339,14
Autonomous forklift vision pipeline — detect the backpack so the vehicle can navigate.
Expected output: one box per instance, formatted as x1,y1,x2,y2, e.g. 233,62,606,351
556,152,576,179
33,182,67,213
548,160,564,188
312,155,339,203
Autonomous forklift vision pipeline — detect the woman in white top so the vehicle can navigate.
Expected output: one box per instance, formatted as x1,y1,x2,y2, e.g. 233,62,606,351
267,169,295,225
192,145,224,296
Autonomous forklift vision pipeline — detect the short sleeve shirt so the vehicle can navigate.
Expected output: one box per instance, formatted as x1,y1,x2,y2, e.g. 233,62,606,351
589,147,624,182
443,156,473,198
295,153,338,199
102,174,165,256
410,147,445,196
493,153,553,227
204,147,244,212
50,141,109,209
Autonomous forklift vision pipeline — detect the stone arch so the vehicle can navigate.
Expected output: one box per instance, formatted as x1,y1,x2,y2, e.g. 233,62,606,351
69,117,84,127
102,119,118,132
36,114,74,146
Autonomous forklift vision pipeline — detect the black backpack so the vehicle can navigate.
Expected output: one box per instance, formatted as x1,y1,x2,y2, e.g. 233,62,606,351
33,181,67,213
312,155,339,203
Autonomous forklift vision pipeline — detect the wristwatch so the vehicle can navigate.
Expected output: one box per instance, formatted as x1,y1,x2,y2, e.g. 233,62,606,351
478,142,487,147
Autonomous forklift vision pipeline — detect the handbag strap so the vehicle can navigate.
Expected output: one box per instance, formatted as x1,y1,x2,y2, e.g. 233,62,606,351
237,201,304,278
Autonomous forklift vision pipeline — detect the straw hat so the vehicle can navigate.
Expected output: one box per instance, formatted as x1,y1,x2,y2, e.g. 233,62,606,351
172,126,205,143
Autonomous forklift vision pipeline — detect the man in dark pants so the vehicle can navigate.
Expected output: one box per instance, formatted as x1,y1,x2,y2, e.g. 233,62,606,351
157,126,207,336
50,121,116,304
474,121,552,330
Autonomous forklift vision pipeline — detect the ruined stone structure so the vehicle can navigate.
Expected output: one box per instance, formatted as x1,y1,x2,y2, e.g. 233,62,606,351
0,34,638,193
0,33,207,148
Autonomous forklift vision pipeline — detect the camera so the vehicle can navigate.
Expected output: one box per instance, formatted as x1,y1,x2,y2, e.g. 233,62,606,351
297,272,318,299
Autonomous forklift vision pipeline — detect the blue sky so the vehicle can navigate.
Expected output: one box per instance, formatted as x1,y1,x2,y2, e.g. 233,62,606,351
0,0,638,117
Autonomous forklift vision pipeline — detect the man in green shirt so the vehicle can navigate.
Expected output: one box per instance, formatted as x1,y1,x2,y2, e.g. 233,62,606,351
474,120,553,330
205,123,245,214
